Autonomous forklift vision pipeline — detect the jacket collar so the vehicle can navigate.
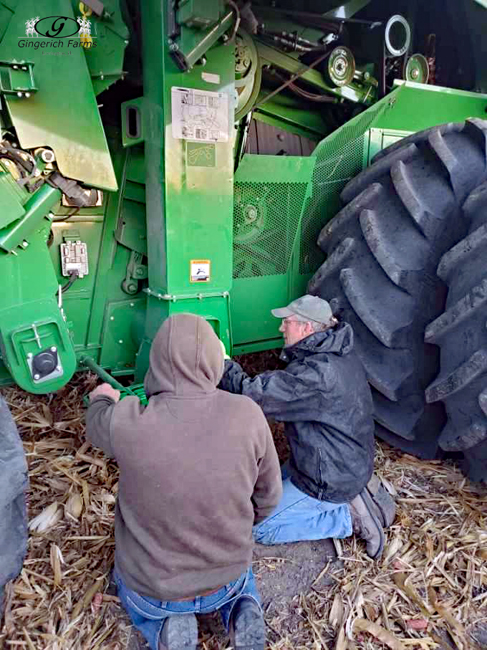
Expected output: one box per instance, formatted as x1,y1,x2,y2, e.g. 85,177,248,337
280,322,354,362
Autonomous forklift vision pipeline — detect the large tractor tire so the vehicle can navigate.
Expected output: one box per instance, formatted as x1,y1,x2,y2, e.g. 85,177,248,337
308,119,487,459
425,181,487,481
0,395,28,615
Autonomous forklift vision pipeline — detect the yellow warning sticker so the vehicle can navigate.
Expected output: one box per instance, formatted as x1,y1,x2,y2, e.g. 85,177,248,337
190,259,211,283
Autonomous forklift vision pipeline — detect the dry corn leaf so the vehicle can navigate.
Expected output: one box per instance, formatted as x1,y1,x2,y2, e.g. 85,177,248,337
428,586,466,638
65,492,83,519
383,535,404,563
49,544,63,587
329,593,344,629
28,502,62,532
335,626,348,650
393,572,431,617
353,618,405,650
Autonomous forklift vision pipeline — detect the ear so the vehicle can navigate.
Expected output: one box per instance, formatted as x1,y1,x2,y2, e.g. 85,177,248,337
304,322,315,336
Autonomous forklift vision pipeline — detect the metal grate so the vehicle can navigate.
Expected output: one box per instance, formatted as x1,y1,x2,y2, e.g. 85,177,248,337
299,101,390,275
233,181,308,279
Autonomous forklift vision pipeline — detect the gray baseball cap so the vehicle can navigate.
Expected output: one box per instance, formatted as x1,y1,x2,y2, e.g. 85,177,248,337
271,294,333,324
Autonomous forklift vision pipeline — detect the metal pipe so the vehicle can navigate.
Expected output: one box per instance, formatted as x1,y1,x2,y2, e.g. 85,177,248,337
79,355,136,394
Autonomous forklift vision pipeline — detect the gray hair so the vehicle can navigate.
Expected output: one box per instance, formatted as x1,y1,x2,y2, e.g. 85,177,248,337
309,316,339,333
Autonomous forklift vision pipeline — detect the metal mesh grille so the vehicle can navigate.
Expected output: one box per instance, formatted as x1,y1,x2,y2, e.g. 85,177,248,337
299,101,390,275
233,181,308,279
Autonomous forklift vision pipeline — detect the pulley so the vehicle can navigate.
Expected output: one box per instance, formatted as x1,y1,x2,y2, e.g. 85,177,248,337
234,30,262,121
326,46,356,87
403,53,430,84
384,15,411,58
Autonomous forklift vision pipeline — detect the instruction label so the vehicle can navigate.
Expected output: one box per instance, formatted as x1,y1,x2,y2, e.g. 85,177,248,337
172,87,229,143
190,259,211,283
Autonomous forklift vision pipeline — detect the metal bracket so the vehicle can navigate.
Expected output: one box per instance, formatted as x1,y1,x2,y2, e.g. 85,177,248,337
122,251,148,295
0,60,37,98
144,287,229,301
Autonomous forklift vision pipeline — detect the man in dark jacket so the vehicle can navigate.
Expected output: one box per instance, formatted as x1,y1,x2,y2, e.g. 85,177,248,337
220,295,395,559
86,314,282,650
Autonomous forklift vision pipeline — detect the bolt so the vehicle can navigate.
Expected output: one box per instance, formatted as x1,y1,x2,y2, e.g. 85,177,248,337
56,366,61,372
130,302,134,307
34,374,40,380
25,93,31,98
22,240,28,248
17,92,22,98
110,316,115,321
411,68,419,80
13,65,18,70
118,339,123,344
51,346,57,352
22,66,27,71
169,42,178,52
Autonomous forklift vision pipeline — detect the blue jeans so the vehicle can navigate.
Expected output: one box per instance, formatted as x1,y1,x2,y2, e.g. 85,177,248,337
253,462,352,544
114,567,261,650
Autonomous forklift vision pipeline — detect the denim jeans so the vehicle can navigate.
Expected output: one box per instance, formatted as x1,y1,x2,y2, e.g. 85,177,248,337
114,566,261,650
253,462,352,545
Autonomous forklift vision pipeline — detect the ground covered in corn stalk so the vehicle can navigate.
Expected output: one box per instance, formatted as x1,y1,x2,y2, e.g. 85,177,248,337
1,366,487,650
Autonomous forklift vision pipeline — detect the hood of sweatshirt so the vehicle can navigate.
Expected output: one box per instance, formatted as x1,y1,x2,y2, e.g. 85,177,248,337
144,313,224,398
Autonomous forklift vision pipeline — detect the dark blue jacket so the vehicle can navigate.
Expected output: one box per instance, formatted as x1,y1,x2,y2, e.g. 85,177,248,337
220,322,375,503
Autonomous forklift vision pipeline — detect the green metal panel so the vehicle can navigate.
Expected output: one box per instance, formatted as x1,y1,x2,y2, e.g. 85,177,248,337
49,219,104,348
99,298,146,372
135,0,235,380
0,0,117,190
376,81,487,131
231,154,314,350
72,0,129,95
366,128,411,163
0,220,77,392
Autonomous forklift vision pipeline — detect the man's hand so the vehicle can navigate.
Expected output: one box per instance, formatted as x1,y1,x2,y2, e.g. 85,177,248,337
89,383,121,404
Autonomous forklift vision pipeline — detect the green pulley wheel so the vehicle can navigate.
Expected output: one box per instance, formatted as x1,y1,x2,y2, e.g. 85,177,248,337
234,30,262,121
403,53,430,84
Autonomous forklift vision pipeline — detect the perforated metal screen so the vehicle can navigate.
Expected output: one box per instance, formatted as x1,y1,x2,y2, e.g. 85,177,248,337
232,101,390,284
298,100,390,276
233,180,308,279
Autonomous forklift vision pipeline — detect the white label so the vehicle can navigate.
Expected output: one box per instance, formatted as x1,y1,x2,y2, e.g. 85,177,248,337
172,87,229,143
190,259,211,283
201,72,220,84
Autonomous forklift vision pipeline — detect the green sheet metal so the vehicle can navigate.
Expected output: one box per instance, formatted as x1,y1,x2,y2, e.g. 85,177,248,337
0,0,117,190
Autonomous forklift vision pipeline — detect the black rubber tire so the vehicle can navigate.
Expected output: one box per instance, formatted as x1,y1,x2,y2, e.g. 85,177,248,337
0,394,28,615
425,180,487,481
308,119,487,458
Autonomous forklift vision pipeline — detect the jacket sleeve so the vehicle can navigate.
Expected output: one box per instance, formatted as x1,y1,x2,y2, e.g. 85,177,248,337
221,358,331,422
252,417,283,524
219,359,249,394
86,396,116,458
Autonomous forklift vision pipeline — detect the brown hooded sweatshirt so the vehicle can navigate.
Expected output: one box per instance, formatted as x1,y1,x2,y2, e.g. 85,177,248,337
86,314,282,601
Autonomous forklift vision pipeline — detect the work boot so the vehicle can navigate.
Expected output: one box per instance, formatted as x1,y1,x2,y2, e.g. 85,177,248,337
366,474,396,528
158,614,198,650
349,489,385,559
229,596,266,650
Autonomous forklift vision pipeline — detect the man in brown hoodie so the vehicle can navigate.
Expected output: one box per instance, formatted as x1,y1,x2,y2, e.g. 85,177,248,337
86,314,282,650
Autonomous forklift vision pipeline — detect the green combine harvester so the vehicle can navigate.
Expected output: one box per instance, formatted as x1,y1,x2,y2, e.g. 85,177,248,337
1,0,487,608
